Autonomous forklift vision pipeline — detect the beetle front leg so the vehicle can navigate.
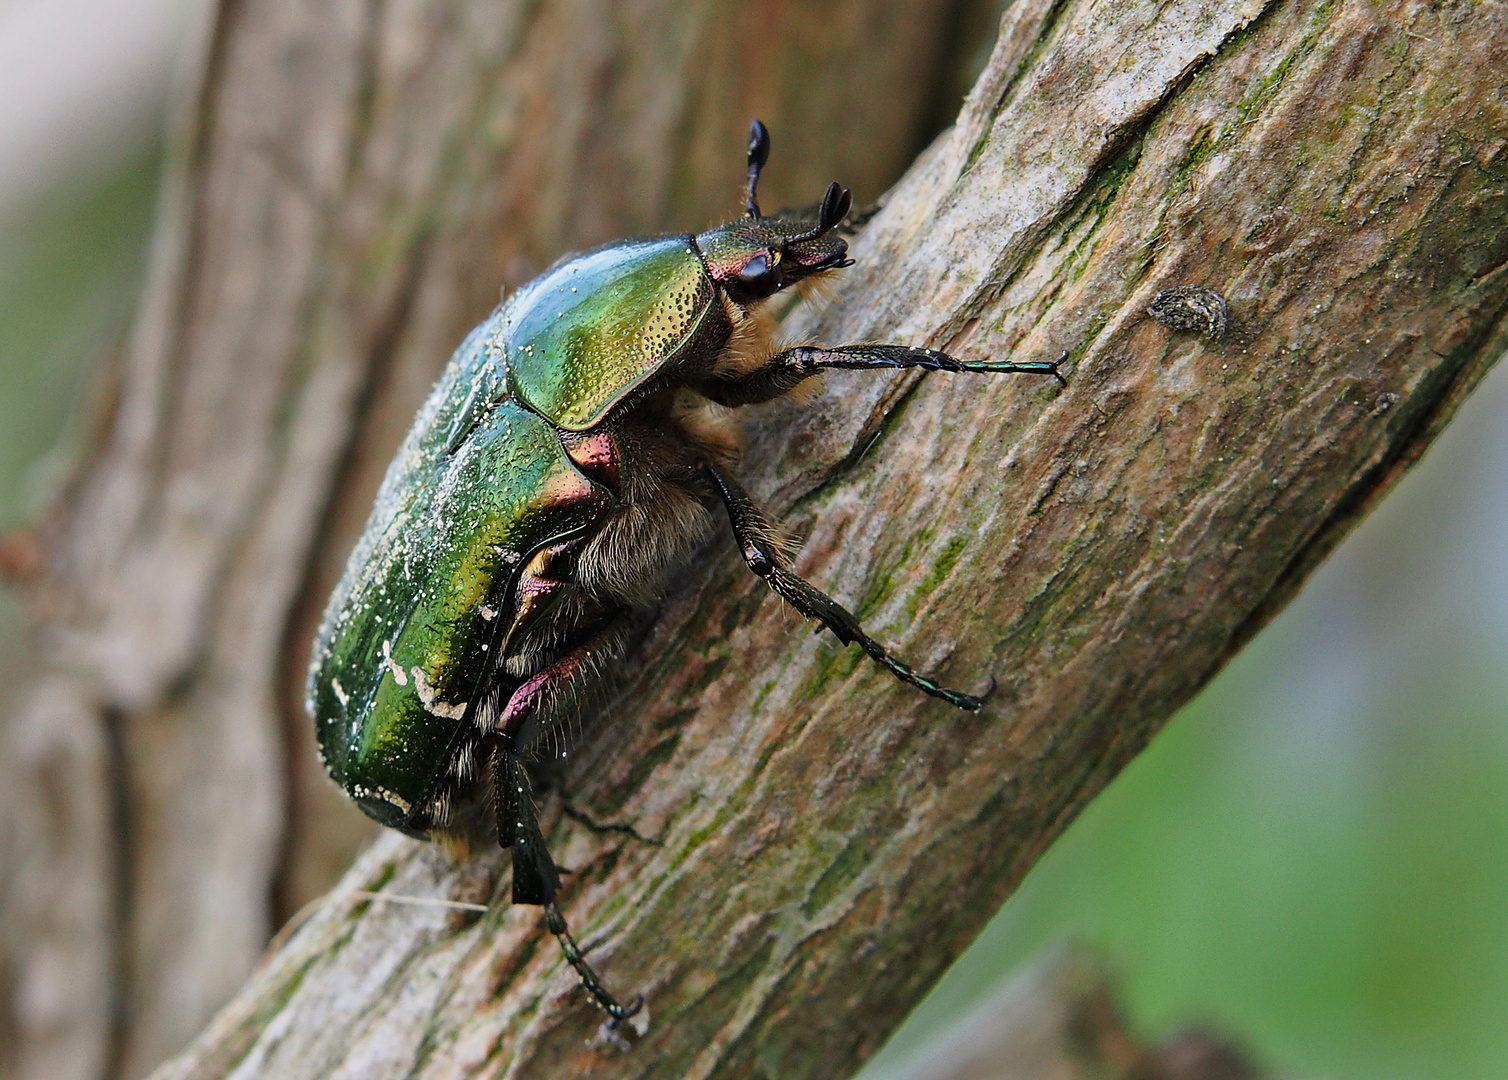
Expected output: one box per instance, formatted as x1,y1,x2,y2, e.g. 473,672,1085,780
702,344,1065,406
702,464,992,711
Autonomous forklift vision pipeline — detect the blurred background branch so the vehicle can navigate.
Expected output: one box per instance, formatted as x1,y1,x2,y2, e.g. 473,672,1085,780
868,948,1278,1080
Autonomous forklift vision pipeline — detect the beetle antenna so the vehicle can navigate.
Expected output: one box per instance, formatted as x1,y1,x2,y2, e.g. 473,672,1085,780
745,119,770,218
788,181,852,244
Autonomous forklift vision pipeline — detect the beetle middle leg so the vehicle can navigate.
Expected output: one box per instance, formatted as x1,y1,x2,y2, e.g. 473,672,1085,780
495,618,630,752
702,463,991,711
701,343,1065,406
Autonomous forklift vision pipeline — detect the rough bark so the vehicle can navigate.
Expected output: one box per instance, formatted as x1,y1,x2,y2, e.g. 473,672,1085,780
120,0,1508,1077
0,2,999,1079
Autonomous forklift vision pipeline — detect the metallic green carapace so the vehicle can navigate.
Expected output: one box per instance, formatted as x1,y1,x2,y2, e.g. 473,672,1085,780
309,234,714,829
309,395,610,830
503,236,713,431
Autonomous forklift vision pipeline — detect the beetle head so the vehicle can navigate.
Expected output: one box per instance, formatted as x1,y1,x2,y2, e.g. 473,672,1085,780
696,120,854,306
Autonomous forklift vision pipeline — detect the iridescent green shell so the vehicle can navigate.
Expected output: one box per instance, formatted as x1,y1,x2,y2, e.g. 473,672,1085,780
501,236,714,430
309,234,713,833
308,389,610,830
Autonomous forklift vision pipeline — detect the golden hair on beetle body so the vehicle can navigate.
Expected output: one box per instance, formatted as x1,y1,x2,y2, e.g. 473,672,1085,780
712,294,780,379
669,389,742,467
711,281,836,407
790,266,843,308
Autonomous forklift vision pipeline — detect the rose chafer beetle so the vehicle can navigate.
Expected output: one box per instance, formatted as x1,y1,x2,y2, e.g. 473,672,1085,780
307,120,1064,1027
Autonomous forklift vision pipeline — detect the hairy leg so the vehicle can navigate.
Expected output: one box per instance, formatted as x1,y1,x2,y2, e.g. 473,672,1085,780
498,619,630,753
493,745,641,1024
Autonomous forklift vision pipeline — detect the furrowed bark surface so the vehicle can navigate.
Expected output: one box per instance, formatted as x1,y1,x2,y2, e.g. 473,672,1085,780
135,0,1508,1077
0,2,994,1078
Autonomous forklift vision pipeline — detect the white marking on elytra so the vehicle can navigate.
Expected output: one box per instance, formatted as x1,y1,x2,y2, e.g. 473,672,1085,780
410,666,467,720
331,678,350,708
382,639,407,686
480,604,497,620
350,783,411,814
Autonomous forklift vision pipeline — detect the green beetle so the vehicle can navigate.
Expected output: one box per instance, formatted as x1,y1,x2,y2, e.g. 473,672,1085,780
307,120,1063,1027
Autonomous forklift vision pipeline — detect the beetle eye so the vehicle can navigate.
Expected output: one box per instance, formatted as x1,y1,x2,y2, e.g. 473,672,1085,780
737,252,783,299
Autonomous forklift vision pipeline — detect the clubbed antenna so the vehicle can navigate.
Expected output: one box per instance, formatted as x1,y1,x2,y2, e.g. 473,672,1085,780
746,119,771,218
788,181,853,244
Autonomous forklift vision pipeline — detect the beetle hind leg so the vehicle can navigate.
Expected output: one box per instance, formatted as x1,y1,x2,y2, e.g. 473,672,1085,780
497,619,630,754
495,748,559,903
703,464,991,711
493,743,642,1026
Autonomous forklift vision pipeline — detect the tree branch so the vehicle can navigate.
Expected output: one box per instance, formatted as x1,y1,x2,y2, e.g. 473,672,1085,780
868,948,1278,1080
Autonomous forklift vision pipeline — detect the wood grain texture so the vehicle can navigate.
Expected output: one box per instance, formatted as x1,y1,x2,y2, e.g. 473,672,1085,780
0,2,987,1078
139,0,1508,1077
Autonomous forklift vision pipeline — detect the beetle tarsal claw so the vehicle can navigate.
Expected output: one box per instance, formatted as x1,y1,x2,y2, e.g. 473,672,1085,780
1048,348,1070,387
594,996,649,1051
952,675,998,713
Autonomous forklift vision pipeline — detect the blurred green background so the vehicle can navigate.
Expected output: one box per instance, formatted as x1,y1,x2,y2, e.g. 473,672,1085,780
3,4,1505,1079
